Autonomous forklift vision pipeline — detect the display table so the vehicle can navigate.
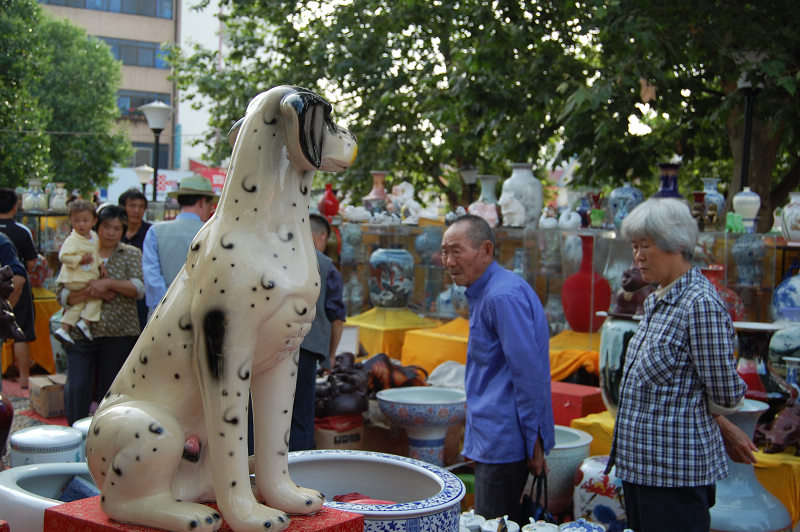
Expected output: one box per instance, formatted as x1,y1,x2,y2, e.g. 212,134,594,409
44,496,364,531
1,286,61,375
345,307,440,357
571,410,800,527
401,317,469,373
402,323,600,381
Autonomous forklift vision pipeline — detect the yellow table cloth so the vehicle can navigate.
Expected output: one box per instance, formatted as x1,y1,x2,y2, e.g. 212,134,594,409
571,410,800,527
345,307,440,358
401,317,469,374
2,286,61,375
401,323,601,381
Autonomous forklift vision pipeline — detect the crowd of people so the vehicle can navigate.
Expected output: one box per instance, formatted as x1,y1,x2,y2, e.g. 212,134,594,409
0,183,756,531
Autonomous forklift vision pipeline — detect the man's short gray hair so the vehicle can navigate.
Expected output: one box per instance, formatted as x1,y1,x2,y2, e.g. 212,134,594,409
620,198,698,259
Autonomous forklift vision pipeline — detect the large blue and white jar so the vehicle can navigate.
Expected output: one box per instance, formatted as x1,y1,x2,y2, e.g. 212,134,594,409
730,234,765,286
608,182,643,229
771,274,800,321
702,178,726,231
368,248,415,308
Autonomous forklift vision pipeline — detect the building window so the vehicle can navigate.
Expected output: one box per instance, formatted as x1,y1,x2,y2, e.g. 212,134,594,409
100,37,170,69
39,0,172,19
132,142,169,169
117,90,171,118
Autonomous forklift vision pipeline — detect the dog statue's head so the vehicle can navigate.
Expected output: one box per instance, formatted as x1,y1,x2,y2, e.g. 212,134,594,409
228,86,357,172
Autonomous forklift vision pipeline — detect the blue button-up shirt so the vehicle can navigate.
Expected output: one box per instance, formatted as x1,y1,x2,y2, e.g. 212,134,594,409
463,261,555,463
141,212,203,308
609,267,746,487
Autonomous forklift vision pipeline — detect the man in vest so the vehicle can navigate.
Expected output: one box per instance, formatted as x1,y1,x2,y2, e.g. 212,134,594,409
142,175,217,315
289,213,346,451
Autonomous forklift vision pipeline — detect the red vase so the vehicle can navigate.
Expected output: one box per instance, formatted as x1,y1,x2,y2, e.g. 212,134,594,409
0,392,13,456
318,183,339,218
561,234,611,332
700,264,745,321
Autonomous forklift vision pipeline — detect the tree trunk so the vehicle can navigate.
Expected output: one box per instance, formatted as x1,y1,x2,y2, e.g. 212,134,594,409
727,92,785,233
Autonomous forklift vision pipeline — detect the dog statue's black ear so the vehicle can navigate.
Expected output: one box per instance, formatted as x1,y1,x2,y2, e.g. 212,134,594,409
228,117,244,148
282,90,332,168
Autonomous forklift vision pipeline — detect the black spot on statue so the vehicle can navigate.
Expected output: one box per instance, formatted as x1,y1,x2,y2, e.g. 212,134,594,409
220,234,234,249
203,309,227,380
149,423,163,435
241,175,257,193
261,276,275,290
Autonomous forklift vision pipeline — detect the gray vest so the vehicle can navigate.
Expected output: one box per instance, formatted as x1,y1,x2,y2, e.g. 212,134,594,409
301,250,332,362
153,217,205,288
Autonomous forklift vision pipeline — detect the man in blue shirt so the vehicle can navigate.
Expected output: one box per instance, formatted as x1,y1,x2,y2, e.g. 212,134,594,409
441,214,555,523
142,175,217,314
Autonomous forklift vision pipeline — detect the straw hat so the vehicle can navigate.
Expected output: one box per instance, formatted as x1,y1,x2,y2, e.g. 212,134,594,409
167,175,220,202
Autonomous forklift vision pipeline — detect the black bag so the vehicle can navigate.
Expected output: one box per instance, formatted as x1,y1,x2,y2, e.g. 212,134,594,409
520,473,556,524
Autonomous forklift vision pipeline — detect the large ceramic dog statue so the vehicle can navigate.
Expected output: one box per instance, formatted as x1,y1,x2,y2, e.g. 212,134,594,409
86,86,357,532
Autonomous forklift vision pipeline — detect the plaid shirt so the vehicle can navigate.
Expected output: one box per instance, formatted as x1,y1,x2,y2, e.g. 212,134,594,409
608,267,746,487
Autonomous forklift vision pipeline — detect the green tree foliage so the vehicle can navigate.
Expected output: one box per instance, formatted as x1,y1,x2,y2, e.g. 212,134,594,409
0,1,130,194
34,16,131,194
0,0,50,186
170,0,800,222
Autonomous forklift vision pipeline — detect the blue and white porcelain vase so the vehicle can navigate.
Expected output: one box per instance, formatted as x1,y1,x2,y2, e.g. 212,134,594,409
702,178,726,231
598,317,640,416
732,186,761,233
368,248,415,308
731,234,765,286
608,182,643,229
501,163,543,227
414,226,442,265
770,273,800,321
652,162,683,199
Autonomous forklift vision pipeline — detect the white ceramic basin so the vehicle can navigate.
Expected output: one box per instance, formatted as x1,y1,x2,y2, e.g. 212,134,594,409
376,386,467,465
547,425,593,513
0,461,94,531
289,449,465,531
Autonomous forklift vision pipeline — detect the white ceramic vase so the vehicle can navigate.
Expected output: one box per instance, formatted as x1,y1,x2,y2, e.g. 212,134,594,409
501,163,543,227
732,186,761,233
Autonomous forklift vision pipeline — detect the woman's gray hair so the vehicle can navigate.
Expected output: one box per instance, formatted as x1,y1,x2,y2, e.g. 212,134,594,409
620,198,698,259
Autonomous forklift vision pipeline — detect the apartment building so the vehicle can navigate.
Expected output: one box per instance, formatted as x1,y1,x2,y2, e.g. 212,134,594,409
39,0,220,175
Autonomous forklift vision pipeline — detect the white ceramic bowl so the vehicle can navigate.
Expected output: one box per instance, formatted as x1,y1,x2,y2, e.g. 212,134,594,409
0,461,93,531
547,426,593,513
288,449,465,531
9,425,84,467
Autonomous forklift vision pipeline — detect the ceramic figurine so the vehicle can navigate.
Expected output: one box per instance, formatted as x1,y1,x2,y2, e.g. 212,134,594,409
611,265,655,317
85,86,357,532
499,190,526,227
387,181,422,225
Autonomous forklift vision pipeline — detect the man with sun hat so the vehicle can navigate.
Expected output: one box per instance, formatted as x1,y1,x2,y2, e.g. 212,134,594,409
142,174,219,316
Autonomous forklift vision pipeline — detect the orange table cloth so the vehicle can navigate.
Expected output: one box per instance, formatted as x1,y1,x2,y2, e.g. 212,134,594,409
401,324,600,381
1,286,60,375
571,410,800,527
345,307,440,358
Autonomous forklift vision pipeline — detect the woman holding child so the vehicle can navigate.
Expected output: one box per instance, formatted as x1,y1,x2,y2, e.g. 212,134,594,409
57,203,144,424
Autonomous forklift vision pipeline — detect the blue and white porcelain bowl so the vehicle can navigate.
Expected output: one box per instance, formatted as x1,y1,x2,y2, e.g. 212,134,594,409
288,449,466,532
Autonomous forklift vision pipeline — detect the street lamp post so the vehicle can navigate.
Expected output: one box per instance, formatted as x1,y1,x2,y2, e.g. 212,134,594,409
138,101,173,202
134,164,154,195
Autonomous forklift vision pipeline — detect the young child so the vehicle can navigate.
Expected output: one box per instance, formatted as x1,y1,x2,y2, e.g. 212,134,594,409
54,200,104,345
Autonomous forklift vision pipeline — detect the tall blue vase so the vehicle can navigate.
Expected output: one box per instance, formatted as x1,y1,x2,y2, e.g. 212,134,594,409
652,162,683,199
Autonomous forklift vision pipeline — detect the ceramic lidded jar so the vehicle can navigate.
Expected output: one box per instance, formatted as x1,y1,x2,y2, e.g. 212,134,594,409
702,178,726,230
460,510,486,532
732,186,761,233
501,162,543,227
608,182,643,229
521,519,559,532
367,248,415,308
481,516,520,532
781,191,800,243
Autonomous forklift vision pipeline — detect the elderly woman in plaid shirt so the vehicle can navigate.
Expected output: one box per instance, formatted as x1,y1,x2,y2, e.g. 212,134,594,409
606,198,755,532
